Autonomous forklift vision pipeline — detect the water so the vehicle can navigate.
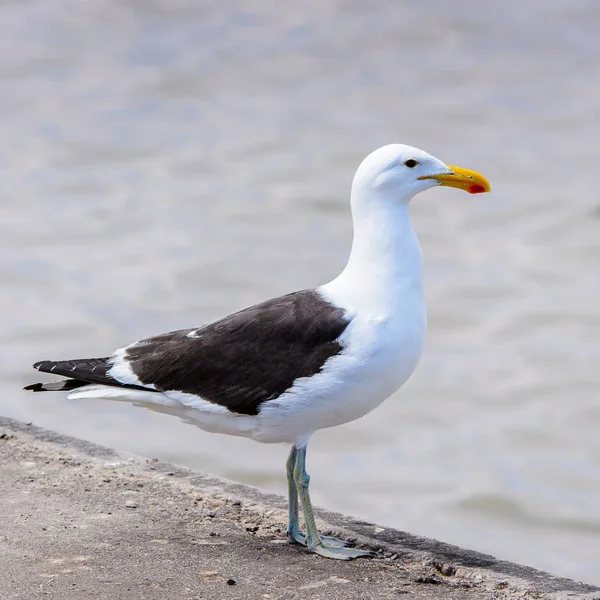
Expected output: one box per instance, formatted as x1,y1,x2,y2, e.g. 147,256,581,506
1,0,599,584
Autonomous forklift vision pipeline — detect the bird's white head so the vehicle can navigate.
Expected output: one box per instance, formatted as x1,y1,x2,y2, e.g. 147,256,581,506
351,144,491,208
325,144,491,309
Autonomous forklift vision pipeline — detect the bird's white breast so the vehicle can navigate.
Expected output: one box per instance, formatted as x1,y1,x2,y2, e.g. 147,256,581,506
253,278,426,443
254,201,427,444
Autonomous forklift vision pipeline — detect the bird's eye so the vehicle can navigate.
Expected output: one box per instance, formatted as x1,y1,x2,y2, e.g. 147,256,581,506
404,159,419,168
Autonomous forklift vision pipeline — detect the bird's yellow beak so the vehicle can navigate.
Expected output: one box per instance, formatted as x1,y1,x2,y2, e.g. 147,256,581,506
419,165,491,194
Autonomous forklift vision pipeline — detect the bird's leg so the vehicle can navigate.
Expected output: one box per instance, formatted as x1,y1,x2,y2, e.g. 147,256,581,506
286,445,348,548
286,446,303,545
293,446,375,560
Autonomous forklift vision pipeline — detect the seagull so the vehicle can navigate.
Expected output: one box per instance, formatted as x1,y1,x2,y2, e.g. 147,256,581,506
24,144,490,560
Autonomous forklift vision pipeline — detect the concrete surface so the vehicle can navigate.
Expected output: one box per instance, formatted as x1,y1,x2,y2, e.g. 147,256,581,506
1,416,598,600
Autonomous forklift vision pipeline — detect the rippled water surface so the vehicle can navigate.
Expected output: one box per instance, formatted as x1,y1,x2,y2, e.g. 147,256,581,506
1,0,599,584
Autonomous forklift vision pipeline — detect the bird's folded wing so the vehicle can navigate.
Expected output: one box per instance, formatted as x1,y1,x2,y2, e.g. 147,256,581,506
111,290,350,415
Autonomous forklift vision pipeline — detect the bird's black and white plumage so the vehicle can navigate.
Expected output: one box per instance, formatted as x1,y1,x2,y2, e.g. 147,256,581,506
27,290,350,416
25,144,490,559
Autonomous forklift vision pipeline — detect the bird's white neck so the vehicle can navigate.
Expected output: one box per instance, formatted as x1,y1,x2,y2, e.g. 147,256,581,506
321,195,424,314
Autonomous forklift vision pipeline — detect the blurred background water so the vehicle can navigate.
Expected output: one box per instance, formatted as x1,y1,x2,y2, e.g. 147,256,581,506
1,0,599,584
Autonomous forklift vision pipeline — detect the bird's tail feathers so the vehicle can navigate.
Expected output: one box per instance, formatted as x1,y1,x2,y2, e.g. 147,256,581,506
24,379,89,393
24,357,154,395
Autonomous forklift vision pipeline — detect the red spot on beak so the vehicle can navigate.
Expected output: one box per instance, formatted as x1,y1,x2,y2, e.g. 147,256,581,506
468,184,487,194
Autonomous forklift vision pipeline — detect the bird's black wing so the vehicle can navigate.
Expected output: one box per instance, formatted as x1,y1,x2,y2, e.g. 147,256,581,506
26,290,350,416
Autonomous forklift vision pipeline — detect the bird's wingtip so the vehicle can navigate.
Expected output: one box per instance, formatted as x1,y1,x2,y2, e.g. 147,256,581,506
23,383,44,392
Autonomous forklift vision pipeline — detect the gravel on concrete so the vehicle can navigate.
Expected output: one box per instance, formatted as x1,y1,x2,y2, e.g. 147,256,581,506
1,416,598,600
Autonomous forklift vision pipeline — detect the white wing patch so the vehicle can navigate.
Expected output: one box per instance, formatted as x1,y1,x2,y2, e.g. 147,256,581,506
107,346,157,390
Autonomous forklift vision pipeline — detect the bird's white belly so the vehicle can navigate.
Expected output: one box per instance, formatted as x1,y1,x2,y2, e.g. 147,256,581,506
255,310,426,443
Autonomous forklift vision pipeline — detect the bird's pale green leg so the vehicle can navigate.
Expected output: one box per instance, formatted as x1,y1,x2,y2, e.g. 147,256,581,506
293,446,376,560
286,446,303,544
286,446,348,548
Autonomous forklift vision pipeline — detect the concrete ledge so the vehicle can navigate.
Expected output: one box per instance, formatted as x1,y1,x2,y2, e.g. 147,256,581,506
1,415,598,600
